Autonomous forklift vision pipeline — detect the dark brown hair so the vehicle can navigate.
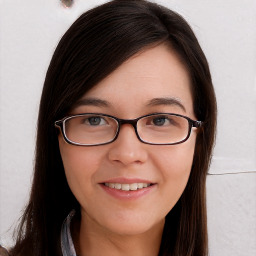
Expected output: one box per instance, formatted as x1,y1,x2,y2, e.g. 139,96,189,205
10,0,217,255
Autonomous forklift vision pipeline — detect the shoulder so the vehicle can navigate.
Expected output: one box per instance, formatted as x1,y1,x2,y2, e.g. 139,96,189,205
0,246,10,256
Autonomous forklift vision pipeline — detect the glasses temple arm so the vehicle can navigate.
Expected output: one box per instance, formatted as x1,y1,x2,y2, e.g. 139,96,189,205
192,120,203,128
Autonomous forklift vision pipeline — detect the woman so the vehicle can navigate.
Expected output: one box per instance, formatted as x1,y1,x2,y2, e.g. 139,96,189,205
4,0,216,255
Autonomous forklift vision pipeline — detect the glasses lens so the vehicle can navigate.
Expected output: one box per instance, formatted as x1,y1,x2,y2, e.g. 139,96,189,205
137,114,190,144
64,114,118,145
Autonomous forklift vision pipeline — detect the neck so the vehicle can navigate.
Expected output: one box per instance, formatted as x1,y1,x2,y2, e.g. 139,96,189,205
73,212,164,256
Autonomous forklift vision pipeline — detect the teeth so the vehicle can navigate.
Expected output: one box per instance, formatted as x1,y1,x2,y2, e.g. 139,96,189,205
121,184,130,191
129,183,138,191
104,183,151,191
137,183,143,189
109,183,115,189
114,183,122,190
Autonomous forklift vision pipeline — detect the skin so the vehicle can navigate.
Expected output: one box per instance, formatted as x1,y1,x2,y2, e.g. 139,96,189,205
58,43,198,256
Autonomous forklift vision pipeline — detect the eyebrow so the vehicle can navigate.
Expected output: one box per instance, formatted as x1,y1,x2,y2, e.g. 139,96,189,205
146,97,186,112
73,98,110,108
73,96,186,112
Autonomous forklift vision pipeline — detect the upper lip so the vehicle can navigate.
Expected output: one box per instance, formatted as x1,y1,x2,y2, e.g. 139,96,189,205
100,177,155,184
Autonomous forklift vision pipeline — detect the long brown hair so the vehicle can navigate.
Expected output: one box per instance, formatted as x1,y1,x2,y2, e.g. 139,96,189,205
10,1,217,255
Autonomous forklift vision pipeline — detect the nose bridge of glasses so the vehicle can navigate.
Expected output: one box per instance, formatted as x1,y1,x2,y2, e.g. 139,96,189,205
116,118,142,141
118,118,138,131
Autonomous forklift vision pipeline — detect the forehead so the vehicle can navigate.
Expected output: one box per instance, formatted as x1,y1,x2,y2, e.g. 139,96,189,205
76,44,194,117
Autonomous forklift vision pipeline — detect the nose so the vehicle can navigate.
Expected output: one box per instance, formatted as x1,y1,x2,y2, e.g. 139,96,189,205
108,124,148,166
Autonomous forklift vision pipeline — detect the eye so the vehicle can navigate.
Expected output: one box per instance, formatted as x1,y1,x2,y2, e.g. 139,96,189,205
84,116,107,126
151,116,172,126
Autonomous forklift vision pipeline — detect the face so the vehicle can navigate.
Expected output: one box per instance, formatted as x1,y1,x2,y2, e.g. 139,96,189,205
58,44,197,237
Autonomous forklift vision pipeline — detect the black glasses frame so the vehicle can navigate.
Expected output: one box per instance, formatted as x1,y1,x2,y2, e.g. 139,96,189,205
55,113,203,146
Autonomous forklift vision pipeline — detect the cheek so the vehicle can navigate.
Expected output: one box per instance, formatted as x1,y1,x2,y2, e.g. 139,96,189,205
155,133,195,174
58,137,104,202
152,134,196,206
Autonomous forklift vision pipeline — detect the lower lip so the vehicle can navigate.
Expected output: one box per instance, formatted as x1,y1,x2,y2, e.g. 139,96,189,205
99,184,156,200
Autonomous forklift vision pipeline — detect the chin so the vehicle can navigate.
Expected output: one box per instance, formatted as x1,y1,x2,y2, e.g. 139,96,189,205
98,213,165,236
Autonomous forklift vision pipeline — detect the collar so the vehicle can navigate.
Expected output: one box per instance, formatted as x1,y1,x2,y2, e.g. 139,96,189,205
61,210,77,256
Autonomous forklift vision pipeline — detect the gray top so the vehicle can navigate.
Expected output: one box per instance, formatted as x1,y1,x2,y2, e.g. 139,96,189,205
0,211,77,256
61,210,77,256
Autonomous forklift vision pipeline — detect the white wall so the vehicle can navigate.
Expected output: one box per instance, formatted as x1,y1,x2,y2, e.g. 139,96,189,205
0,0,255,255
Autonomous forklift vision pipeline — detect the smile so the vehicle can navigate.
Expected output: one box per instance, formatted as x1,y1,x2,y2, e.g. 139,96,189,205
104,182,151,191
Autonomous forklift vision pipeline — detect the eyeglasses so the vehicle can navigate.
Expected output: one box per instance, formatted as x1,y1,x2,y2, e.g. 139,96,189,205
55,113,202,146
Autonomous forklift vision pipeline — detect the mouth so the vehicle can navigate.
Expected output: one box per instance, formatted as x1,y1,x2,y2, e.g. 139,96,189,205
100,178,156,200
104,182,153,191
